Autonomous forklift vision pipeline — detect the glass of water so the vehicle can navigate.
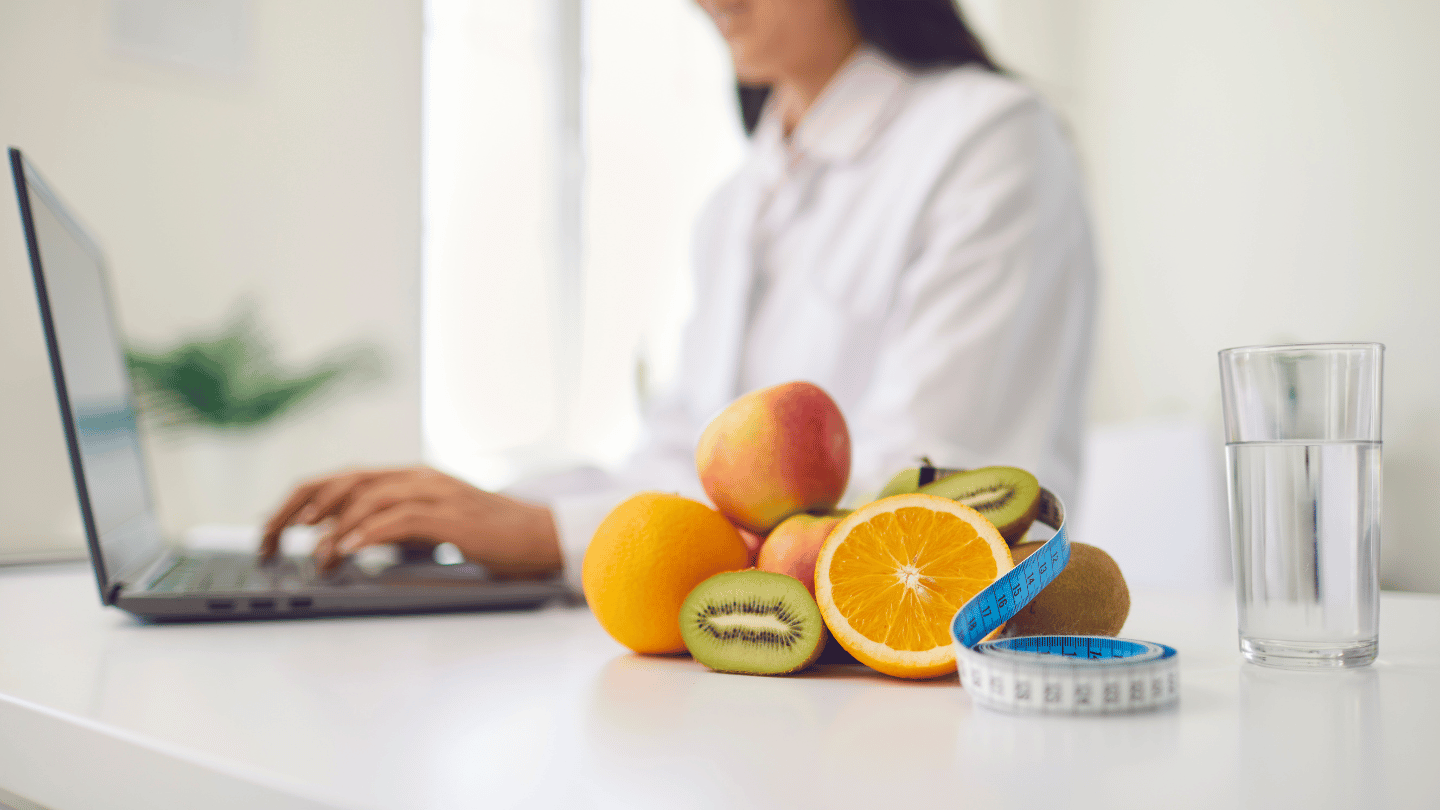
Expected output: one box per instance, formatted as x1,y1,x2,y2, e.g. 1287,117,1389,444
1219,343,1383,668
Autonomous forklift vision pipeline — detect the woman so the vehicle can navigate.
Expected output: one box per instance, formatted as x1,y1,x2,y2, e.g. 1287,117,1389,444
260,0,1097,592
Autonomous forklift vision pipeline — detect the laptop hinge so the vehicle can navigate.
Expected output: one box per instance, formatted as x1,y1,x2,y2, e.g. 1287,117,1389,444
106,582,123,604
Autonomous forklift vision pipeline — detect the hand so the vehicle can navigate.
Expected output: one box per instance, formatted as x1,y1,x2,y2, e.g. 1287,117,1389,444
259,466,562,578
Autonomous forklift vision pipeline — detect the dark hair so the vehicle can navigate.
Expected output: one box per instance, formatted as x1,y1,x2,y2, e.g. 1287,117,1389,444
737,0,999,135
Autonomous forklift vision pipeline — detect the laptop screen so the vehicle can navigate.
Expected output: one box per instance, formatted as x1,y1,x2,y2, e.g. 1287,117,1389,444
11,149,164,594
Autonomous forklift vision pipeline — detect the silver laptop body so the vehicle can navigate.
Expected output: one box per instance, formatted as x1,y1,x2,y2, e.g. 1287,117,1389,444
10,147,567,620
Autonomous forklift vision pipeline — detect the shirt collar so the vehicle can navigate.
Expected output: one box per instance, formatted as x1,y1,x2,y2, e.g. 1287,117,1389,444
752,46,913,168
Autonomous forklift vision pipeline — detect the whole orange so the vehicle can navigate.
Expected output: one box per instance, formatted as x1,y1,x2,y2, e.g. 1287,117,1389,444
583,492,750,654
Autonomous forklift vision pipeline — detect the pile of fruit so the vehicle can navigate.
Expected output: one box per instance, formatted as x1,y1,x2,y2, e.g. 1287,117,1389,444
582,381,1130,680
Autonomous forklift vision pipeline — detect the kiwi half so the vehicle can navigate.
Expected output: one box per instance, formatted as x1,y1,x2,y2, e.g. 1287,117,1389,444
876,460,967,499
679,570,827,675
918,466,1041,543
1000,541,1130,637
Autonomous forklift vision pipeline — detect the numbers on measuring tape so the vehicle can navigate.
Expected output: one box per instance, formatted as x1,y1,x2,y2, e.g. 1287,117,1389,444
956,522,1071,649
957,644,1180,715
949,489,1180,715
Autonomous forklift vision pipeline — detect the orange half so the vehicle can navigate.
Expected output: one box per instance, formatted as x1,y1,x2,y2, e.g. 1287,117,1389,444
814,493,1014,679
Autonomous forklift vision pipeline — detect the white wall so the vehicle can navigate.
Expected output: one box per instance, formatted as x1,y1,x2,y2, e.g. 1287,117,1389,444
0,0,422,548
968,0,1440,591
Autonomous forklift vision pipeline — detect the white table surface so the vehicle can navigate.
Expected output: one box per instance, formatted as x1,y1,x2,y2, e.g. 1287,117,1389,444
0,562,1437,810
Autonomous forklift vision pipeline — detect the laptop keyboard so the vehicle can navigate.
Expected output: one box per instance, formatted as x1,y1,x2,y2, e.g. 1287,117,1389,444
147,554,341,593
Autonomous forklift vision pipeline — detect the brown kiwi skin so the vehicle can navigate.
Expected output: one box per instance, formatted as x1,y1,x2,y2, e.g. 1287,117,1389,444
1000,542,1130,638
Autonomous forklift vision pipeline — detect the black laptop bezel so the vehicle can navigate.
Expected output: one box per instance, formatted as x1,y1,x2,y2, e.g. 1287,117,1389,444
9,146,121,603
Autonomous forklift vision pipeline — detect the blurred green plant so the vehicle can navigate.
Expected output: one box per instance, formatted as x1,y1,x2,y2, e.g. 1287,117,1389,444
125,307,385,432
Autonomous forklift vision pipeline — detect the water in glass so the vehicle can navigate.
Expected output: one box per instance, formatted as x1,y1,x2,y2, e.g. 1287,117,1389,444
1227,439,1380,667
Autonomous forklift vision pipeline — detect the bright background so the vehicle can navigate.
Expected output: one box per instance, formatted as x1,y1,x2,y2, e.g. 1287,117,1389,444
1,0,1438,591
965,0,1440,591
0,0,422,552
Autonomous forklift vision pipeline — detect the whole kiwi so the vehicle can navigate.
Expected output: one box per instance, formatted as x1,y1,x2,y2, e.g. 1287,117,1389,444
1001,541,1130,637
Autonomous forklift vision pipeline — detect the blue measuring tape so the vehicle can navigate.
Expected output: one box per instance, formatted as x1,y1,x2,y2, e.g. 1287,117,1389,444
949,489,1179,714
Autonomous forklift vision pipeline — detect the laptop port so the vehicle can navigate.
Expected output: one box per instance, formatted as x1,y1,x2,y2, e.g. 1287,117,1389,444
249,599,276,611
206,600,235,611
288,597,313,609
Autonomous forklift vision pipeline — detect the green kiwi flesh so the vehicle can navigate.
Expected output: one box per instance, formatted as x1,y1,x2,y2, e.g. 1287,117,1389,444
679,570,826,675
919,466,1041,543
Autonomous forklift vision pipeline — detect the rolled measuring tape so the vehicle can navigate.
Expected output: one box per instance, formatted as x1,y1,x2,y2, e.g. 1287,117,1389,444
949,488,1179,715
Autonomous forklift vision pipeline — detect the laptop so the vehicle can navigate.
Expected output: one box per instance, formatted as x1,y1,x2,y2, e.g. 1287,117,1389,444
9,147,569,620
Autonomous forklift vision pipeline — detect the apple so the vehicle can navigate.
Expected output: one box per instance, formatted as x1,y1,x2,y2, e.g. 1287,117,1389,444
755,510,848,596
696,381,850,535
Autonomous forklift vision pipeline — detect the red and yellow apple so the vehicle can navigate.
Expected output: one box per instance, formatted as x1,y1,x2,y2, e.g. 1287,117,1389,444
755,510,848,596
695,381,851,535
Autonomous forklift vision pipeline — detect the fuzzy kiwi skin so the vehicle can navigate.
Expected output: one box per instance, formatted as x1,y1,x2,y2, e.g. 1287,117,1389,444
1001,542,1130,637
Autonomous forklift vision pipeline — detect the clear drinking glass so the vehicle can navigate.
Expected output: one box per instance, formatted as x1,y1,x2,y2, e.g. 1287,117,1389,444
1219,343,1383,668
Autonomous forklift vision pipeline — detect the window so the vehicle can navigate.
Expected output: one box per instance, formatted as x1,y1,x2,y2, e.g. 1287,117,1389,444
422,0,744,489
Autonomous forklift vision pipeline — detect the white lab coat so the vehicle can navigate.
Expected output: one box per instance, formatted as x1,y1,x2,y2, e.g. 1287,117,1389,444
524,48,1098,593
